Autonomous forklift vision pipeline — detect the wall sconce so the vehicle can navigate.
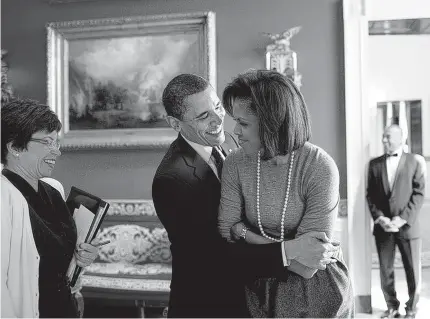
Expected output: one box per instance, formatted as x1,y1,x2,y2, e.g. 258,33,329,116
264,26,302,89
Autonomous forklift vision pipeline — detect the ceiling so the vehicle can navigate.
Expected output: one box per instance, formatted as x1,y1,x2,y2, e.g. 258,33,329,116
369,18,430,35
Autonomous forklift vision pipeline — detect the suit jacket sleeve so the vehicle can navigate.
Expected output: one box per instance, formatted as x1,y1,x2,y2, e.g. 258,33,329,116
223,241,285,281
366,161,385,221
152,174,211,249
153,173,285,284
399,156,426,225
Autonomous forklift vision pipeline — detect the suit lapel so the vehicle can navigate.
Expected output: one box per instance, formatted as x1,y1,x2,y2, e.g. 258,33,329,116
381,157,391,196
177,132,238,181
191,153,211,181
391,152,407,196
219,144,232,157
177,134,214,182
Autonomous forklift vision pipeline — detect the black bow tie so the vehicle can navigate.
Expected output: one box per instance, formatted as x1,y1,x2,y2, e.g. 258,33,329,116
386,153,398,157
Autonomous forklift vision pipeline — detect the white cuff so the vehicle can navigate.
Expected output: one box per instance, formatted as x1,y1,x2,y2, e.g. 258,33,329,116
375,216,383,224
281,241,291,267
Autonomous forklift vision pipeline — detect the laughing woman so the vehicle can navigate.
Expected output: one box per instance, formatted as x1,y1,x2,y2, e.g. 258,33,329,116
1,99,99,318
218,70,354,318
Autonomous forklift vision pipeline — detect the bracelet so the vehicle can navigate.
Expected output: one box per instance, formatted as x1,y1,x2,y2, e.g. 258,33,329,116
239,226,248,240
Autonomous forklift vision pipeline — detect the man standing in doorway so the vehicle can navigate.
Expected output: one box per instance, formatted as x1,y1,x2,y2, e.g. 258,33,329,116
367,124,426,319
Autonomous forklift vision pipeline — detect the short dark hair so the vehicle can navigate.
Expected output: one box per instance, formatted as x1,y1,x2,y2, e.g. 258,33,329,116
1,98,62,164
162,74,210,120
223,69,311,160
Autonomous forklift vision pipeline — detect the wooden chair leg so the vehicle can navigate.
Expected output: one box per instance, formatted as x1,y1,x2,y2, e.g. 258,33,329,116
162,307,168,318
135,300,145,318
74,292,85,318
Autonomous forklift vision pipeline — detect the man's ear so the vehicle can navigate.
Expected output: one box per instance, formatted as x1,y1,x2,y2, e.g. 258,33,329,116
166,116,182,132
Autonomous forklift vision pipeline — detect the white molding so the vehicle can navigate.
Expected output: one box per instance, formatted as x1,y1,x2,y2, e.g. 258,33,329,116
81,275,170,292
84,263,172,276
105,199,348,218
343,0,373,304
367,0,430,20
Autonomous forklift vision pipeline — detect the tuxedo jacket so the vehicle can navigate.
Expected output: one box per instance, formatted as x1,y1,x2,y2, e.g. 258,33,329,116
152,133,285,317
366,152,426,239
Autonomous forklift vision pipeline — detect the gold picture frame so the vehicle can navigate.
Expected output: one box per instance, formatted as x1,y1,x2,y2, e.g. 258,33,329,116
47,12,216,150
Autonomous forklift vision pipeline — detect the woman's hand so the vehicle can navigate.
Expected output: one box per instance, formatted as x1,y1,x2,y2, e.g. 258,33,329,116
284,231,339,270
230,222,244,241
74,238,102,268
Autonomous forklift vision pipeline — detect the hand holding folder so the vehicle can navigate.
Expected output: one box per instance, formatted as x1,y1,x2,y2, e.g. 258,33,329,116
66,187,110,287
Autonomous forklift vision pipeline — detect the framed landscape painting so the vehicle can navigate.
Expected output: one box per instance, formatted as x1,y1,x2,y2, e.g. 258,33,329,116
47,12,216,149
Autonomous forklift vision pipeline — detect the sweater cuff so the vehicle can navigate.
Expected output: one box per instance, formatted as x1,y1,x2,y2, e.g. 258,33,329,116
281,241,291,267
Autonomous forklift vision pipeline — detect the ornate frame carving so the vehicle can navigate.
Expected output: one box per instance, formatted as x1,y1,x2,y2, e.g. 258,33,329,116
46,0,98,3
81,275,171,292
104,198,348,218
106,199,156,216
46,12,216,150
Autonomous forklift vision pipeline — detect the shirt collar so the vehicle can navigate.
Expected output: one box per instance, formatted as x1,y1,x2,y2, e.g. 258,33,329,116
387,147,403,157
182,135,213,163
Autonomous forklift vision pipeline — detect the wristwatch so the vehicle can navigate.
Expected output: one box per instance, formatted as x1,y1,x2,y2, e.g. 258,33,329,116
239,225,249,240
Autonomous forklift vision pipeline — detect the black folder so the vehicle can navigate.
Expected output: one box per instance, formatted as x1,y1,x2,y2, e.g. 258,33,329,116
66,186,110,287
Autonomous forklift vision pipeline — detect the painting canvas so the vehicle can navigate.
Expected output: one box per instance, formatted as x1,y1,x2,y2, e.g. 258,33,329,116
47,12,216,149
69,34,199,131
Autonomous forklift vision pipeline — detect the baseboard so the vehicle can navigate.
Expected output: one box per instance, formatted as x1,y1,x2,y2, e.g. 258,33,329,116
355,295,372,314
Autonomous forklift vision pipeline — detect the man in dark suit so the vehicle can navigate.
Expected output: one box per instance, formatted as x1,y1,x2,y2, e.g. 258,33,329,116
367,125,426,319
152,74,341,318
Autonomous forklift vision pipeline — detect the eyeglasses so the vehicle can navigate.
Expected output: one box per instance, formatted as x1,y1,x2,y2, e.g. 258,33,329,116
30,138,61,150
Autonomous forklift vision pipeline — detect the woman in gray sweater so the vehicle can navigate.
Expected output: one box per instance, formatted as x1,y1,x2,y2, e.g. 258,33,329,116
218,70,354,318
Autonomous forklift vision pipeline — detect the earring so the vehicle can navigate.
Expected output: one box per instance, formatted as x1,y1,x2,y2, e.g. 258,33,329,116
14,152,20,157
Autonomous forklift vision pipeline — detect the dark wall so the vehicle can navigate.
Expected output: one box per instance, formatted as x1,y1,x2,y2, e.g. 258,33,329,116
1,0,346,199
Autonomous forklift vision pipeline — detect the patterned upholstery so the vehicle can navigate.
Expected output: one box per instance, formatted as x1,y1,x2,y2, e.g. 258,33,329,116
81,200,171,309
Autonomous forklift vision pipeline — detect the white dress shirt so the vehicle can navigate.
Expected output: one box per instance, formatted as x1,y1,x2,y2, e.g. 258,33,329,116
375,147,406,226
182,136,290,266
386,147,403,191
182,136,223,179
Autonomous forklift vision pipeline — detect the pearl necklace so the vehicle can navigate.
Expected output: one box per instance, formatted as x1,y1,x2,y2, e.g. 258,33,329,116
256,151,295,242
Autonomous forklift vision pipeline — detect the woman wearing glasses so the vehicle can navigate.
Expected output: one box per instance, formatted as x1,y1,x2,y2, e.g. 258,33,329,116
1,99,99,318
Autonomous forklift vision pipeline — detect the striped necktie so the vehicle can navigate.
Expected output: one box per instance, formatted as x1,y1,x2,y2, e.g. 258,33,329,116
211,147,224,178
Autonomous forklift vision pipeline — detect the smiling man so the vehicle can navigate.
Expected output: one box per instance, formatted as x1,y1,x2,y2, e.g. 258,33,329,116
152,74,340,318
152,74,242,318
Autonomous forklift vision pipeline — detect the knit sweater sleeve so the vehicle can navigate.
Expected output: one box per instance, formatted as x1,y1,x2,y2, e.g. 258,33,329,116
218,151,244,242
296,149,340,240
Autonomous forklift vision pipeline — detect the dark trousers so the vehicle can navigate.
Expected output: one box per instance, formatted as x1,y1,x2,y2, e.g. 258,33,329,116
375,234,421,312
